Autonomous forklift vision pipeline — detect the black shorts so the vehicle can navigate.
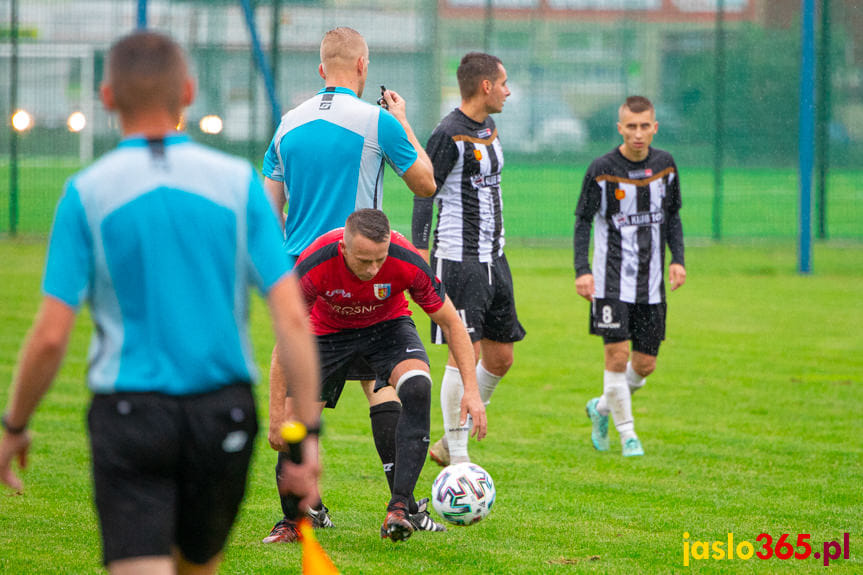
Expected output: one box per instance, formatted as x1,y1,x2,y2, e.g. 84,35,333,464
590,298,667,357
88,383,258,566
430,254,526,344
316,316,429,408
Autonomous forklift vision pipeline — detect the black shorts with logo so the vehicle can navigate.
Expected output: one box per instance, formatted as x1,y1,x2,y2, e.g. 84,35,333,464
590,298,667,357
316,316,429,408
430,253,526,344
88,383,257,566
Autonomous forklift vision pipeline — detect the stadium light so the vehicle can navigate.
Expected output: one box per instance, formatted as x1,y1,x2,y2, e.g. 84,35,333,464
11,109,33,132
199,114,223,135
67,111,87,133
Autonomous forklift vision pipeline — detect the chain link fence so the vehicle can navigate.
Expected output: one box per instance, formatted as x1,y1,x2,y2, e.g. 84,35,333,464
2,0,862,239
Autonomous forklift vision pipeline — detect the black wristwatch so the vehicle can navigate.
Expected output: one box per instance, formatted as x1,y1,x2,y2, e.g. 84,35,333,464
1,414,27,435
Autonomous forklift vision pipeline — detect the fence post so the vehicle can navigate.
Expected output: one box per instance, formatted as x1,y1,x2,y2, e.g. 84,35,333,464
270,0,281,131
484,0,494,53
240,0,281,130
712,0,725,241
9,0,19,236
137,0,147,28
815,0,831,239
798,0,816,274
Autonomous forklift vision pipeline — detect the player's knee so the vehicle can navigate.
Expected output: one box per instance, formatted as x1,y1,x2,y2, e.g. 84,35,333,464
482,354,513,376
631,356,656,377
395,370,432,409
480,341,514,375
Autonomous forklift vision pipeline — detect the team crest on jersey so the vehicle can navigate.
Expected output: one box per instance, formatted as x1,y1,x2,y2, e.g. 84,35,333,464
477,128,492,139
628,168,652,179
374,283,391,300
614,188,626,200
473,149,483,161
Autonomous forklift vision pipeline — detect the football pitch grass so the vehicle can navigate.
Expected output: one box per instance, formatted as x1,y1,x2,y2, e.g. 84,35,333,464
1,239,861,574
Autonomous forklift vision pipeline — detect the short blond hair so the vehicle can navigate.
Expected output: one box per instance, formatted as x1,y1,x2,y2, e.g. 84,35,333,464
320,27,367,74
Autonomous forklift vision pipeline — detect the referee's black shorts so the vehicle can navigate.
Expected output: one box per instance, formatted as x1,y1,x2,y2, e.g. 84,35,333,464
88,383,257,566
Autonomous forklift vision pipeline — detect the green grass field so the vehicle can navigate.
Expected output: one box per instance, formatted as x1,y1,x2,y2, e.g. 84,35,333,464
1,238,861,574
2,161,863,241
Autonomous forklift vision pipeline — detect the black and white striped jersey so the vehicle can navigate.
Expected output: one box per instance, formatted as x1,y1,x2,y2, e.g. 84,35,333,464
412,108,505,262
574,146,685,304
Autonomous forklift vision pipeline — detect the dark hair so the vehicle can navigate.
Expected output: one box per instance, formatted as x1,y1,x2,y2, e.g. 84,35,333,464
107,30,188,117
345,209,390,243
622,95,654,115
457,52,503,99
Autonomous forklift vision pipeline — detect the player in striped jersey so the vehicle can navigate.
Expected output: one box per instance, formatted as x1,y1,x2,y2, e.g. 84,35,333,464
413,52,525,468
574,95,686,457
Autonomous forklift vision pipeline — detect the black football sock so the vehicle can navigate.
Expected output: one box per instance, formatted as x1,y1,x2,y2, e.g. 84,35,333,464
369,401,401,495
277,451,322,518
391,373,431,510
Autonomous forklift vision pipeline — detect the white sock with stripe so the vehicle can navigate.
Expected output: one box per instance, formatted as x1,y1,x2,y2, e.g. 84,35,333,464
476,361,501,405
603,370,636,442
440,365,470,463
626,361,646,395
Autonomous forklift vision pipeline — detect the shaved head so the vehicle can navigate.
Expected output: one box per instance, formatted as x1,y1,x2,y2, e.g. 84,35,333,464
320,27,368,76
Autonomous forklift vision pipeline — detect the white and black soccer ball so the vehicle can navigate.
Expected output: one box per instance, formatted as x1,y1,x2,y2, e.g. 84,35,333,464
431,462,496,526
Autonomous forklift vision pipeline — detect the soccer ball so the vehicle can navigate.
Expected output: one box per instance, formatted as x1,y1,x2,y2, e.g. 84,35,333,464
431,462,496,525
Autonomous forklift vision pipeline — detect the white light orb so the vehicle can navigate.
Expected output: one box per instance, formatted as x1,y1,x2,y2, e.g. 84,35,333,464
199,114,223,135
67,111,86,133
11,109,33,132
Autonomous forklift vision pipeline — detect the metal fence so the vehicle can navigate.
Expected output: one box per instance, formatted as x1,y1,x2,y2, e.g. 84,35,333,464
2,0,862,240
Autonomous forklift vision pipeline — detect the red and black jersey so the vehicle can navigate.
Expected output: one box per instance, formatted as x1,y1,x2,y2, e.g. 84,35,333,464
294,228,446,335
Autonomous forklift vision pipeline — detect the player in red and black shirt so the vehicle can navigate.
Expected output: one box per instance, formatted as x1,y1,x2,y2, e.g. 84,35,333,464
274,209,486,543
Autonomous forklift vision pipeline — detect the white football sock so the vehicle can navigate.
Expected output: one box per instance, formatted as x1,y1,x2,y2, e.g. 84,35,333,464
596,395,610,416
440,365,470,463
626,361,646,395
603,370,636,442
476,361,502,405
